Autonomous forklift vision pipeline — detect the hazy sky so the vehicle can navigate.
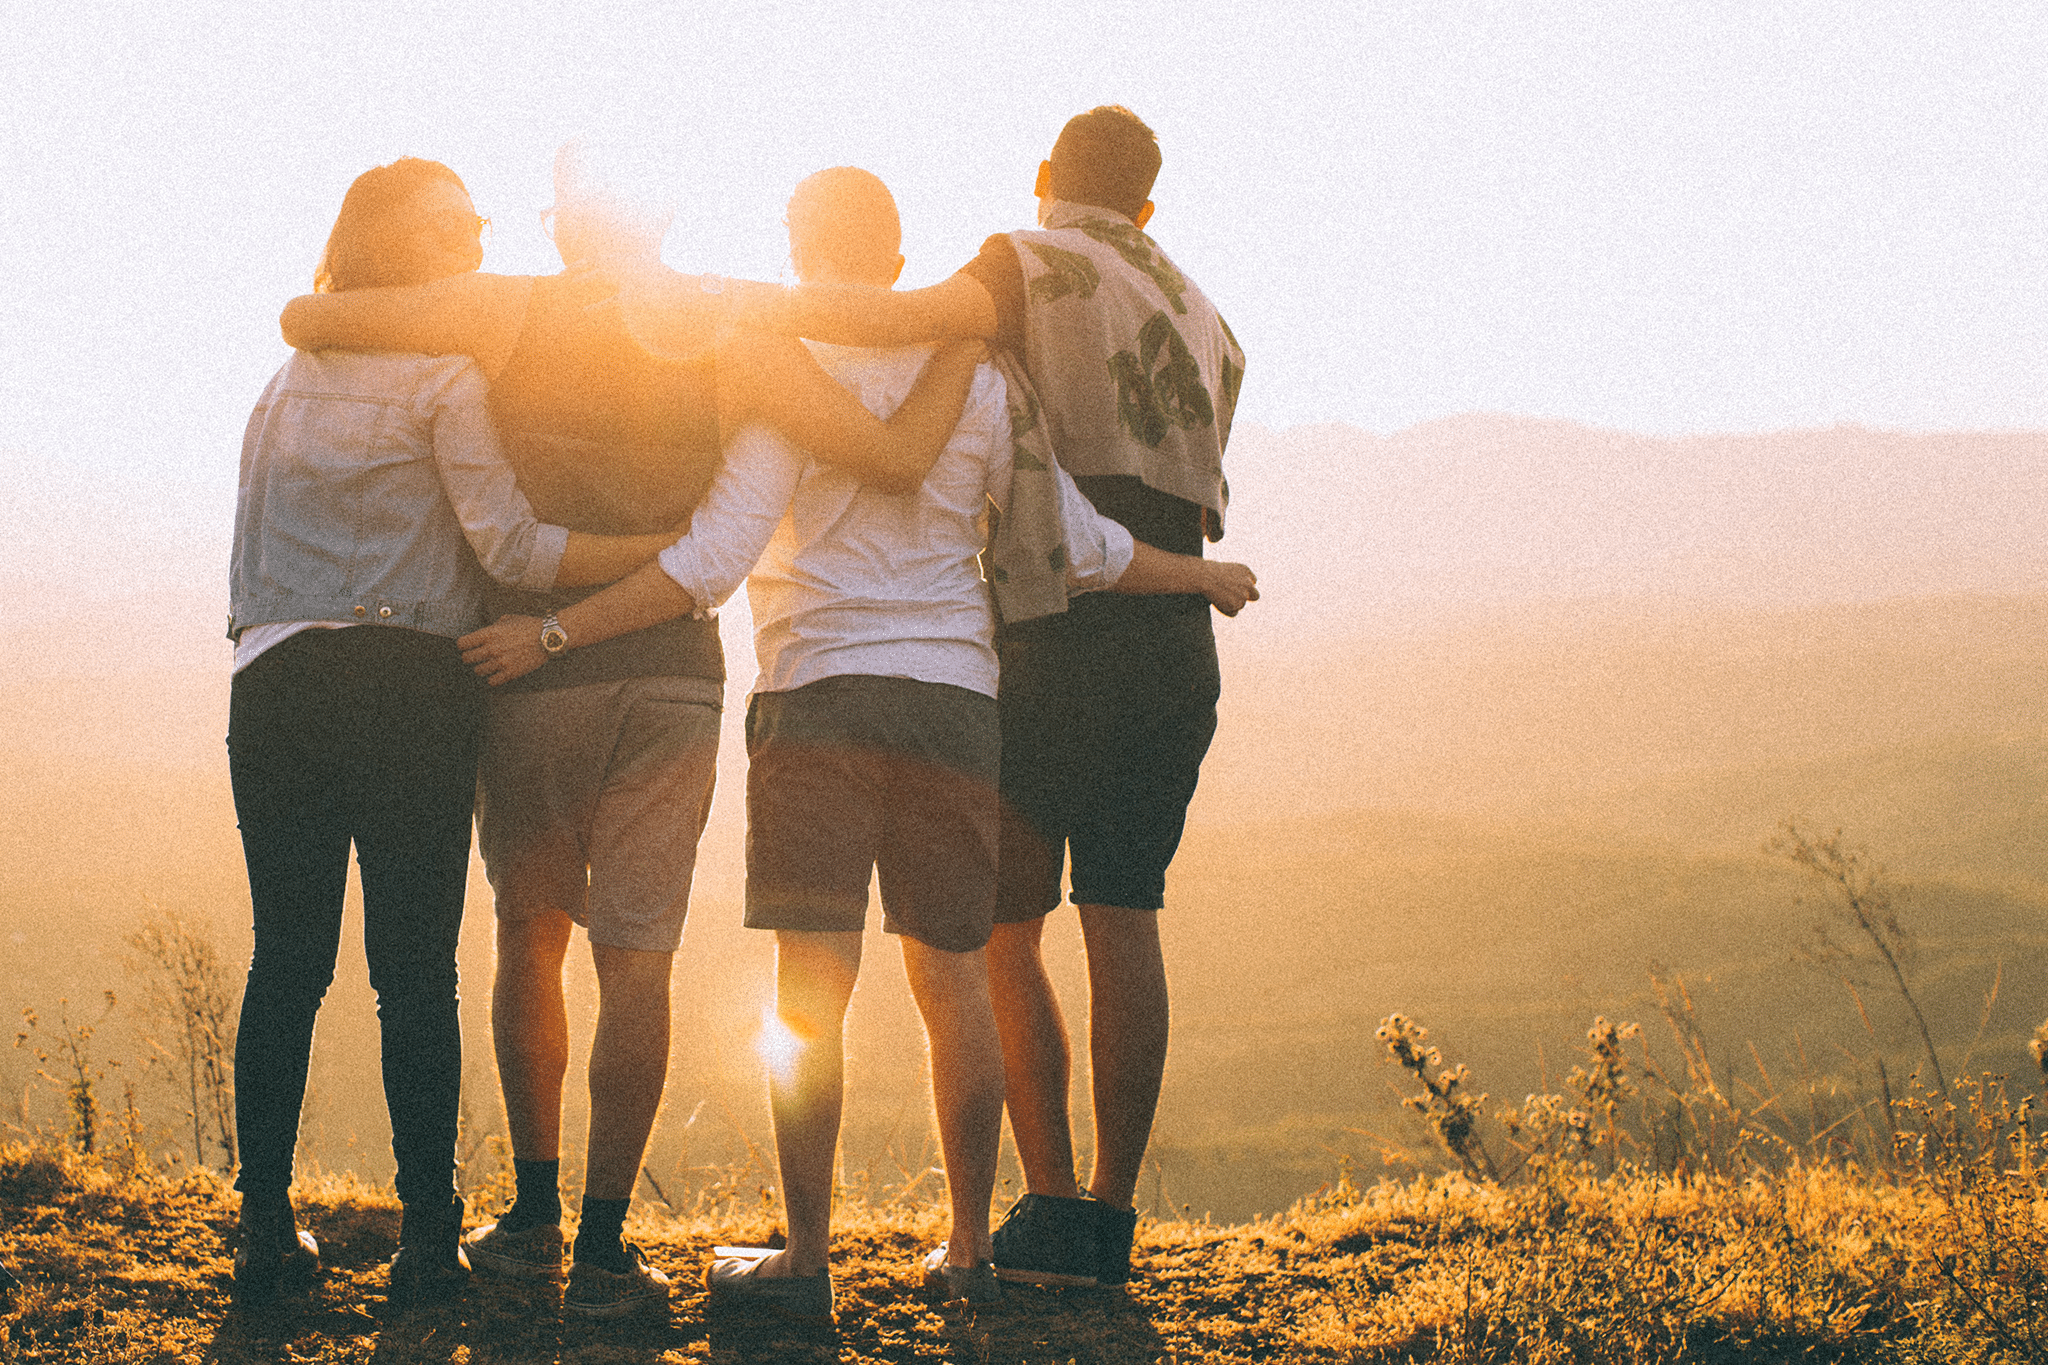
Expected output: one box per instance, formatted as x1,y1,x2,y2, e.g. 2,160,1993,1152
3,1,2043,595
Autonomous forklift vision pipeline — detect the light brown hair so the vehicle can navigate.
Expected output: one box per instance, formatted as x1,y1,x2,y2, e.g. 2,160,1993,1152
314,157,474,293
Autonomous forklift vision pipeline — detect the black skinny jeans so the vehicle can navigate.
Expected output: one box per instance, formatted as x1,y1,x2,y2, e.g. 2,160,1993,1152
227,626,481,1208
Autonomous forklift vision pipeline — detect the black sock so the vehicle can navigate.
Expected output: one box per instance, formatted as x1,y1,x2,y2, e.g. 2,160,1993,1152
239,1193,293,1236
500,1159,561,1232
572,1196,632,1270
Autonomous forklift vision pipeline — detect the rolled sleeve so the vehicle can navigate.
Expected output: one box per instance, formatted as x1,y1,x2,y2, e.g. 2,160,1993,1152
518,523,570,592
1057,464,1135,592
657,422,807,609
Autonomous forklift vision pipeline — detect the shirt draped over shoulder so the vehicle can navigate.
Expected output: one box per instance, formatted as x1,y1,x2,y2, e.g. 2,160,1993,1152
954,210,1228,556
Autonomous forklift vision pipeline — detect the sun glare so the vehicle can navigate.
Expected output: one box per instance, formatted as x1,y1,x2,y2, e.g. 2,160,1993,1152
757,1004,802,1089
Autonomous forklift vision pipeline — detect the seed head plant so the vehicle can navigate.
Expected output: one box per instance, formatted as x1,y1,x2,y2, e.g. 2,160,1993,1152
1377,1013,1496,1180
1566,1015,1638,1173
15,993,117,1154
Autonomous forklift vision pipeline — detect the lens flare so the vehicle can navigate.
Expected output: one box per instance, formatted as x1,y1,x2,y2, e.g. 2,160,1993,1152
757,1005,802,1089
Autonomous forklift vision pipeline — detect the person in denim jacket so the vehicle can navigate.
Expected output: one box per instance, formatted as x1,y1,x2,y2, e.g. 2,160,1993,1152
225,157,677,1312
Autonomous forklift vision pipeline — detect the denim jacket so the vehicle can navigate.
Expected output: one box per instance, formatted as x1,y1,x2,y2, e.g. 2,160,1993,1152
228,350,568,641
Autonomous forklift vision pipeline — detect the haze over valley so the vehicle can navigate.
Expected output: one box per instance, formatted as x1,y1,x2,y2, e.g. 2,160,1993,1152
7,416,2046,1221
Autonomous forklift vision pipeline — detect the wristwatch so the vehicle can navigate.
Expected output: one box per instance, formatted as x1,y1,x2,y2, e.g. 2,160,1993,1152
538,614,570,661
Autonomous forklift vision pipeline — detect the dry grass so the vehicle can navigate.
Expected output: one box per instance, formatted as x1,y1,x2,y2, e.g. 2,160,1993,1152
3,1130,2045,1364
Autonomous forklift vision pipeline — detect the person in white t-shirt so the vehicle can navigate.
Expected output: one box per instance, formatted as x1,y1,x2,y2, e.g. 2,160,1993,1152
455,167,1254,1318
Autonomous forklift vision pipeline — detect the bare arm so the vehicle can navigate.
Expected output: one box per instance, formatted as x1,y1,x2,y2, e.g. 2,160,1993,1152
459,563,696,687
1115,544,1260,616
280,273,533,379
460,422,808,685
554,530,679,587
715,331,986,494
721,271,1001,348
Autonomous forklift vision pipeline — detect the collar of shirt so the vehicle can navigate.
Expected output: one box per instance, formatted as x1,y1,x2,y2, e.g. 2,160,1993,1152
1041,200,1137,232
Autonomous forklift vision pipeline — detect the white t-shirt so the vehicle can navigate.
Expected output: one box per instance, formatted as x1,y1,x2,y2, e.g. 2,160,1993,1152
657,344,1133,698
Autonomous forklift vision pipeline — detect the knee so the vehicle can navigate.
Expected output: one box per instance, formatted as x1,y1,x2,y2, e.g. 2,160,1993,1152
367,954,459,1010
499,910,574,959
242,952,336,1009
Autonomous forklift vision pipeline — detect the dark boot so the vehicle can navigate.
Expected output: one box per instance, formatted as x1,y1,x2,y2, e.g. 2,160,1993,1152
232,1195,320,1308
387,1195,469,1310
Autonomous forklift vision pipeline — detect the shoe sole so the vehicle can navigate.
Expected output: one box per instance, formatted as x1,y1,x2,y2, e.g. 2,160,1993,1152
993,1265,1097,1288
563,1289,668,1319
465,1247,564,1282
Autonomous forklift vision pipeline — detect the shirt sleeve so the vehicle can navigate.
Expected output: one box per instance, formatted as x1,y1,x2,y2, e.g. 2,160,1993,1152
426,360,568,592
656,422,807,610
956,234,1027,356
1053,460,1134,592
981,364,1134,596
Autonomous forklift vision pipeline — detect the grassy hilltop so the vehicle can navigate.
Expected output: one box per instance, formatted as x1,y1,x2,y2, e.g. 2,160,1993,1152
6,1097,2048,1365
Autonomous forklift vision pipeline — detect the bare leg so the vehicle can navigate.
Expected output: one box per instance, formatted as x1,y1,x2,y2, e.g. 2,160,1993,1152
986,918,1082,1199
582,944,675,1200
901,937,1006,1266
1077,905,1168,1212
759,930,862,1279
492,912,574,1160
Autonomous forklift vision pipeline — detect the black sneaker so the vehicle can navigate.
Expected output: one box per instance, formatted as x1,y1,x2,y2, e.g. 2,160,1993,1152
1085,1195,1140,1285
989,1193,1098,1287
387,1196,470,1311
462,1220,565,1281
565,1242,671,1319
232,1201,320,1308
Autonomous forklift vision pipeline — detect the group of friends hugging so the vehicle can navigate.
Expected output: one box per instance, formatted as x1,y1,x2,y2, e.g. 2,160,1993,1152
223,104,1255,1323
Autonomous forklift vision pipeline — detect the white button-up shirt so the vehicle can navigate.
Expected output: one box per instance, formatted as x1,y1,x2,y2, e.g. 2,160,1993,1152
658,344,1133,698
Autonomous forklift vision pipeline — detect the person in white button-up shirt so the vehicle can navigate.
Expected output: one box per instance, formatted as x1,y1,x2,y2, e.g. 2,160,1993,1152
658,342,1129,698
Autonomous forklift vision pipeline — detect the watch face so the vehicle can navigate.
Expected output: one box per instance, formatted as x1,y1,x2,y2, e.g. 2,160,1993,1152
541,623,568,655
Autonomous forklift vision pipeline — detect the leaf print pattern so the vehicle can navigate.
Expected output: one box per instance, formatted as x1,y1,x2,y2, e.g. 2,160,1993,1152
1025,242,1101,305
1110,311,1215,448
1076,220,1188,314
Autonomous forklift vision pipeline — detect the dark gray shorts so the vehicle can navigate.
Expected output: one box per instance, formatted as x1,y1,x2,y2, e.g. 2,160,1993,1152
743,675,999,954
995,595,1219,918
476,675,722,953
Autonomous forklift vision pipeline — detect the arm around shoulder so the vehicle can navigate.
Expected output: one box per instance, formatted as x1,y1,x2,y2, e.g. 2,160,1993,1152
280,273,531,377
717,331,988,494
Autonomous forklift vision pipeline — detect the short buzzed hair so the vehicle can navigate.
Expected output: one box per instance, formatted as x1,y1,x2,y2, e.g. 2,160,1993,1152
1048,106,1161,220
786,167,901,286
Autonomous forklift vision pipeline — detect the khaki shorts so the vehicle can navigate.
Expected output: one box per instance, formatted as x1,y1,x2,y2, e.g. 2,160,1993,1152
476,675,721,953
